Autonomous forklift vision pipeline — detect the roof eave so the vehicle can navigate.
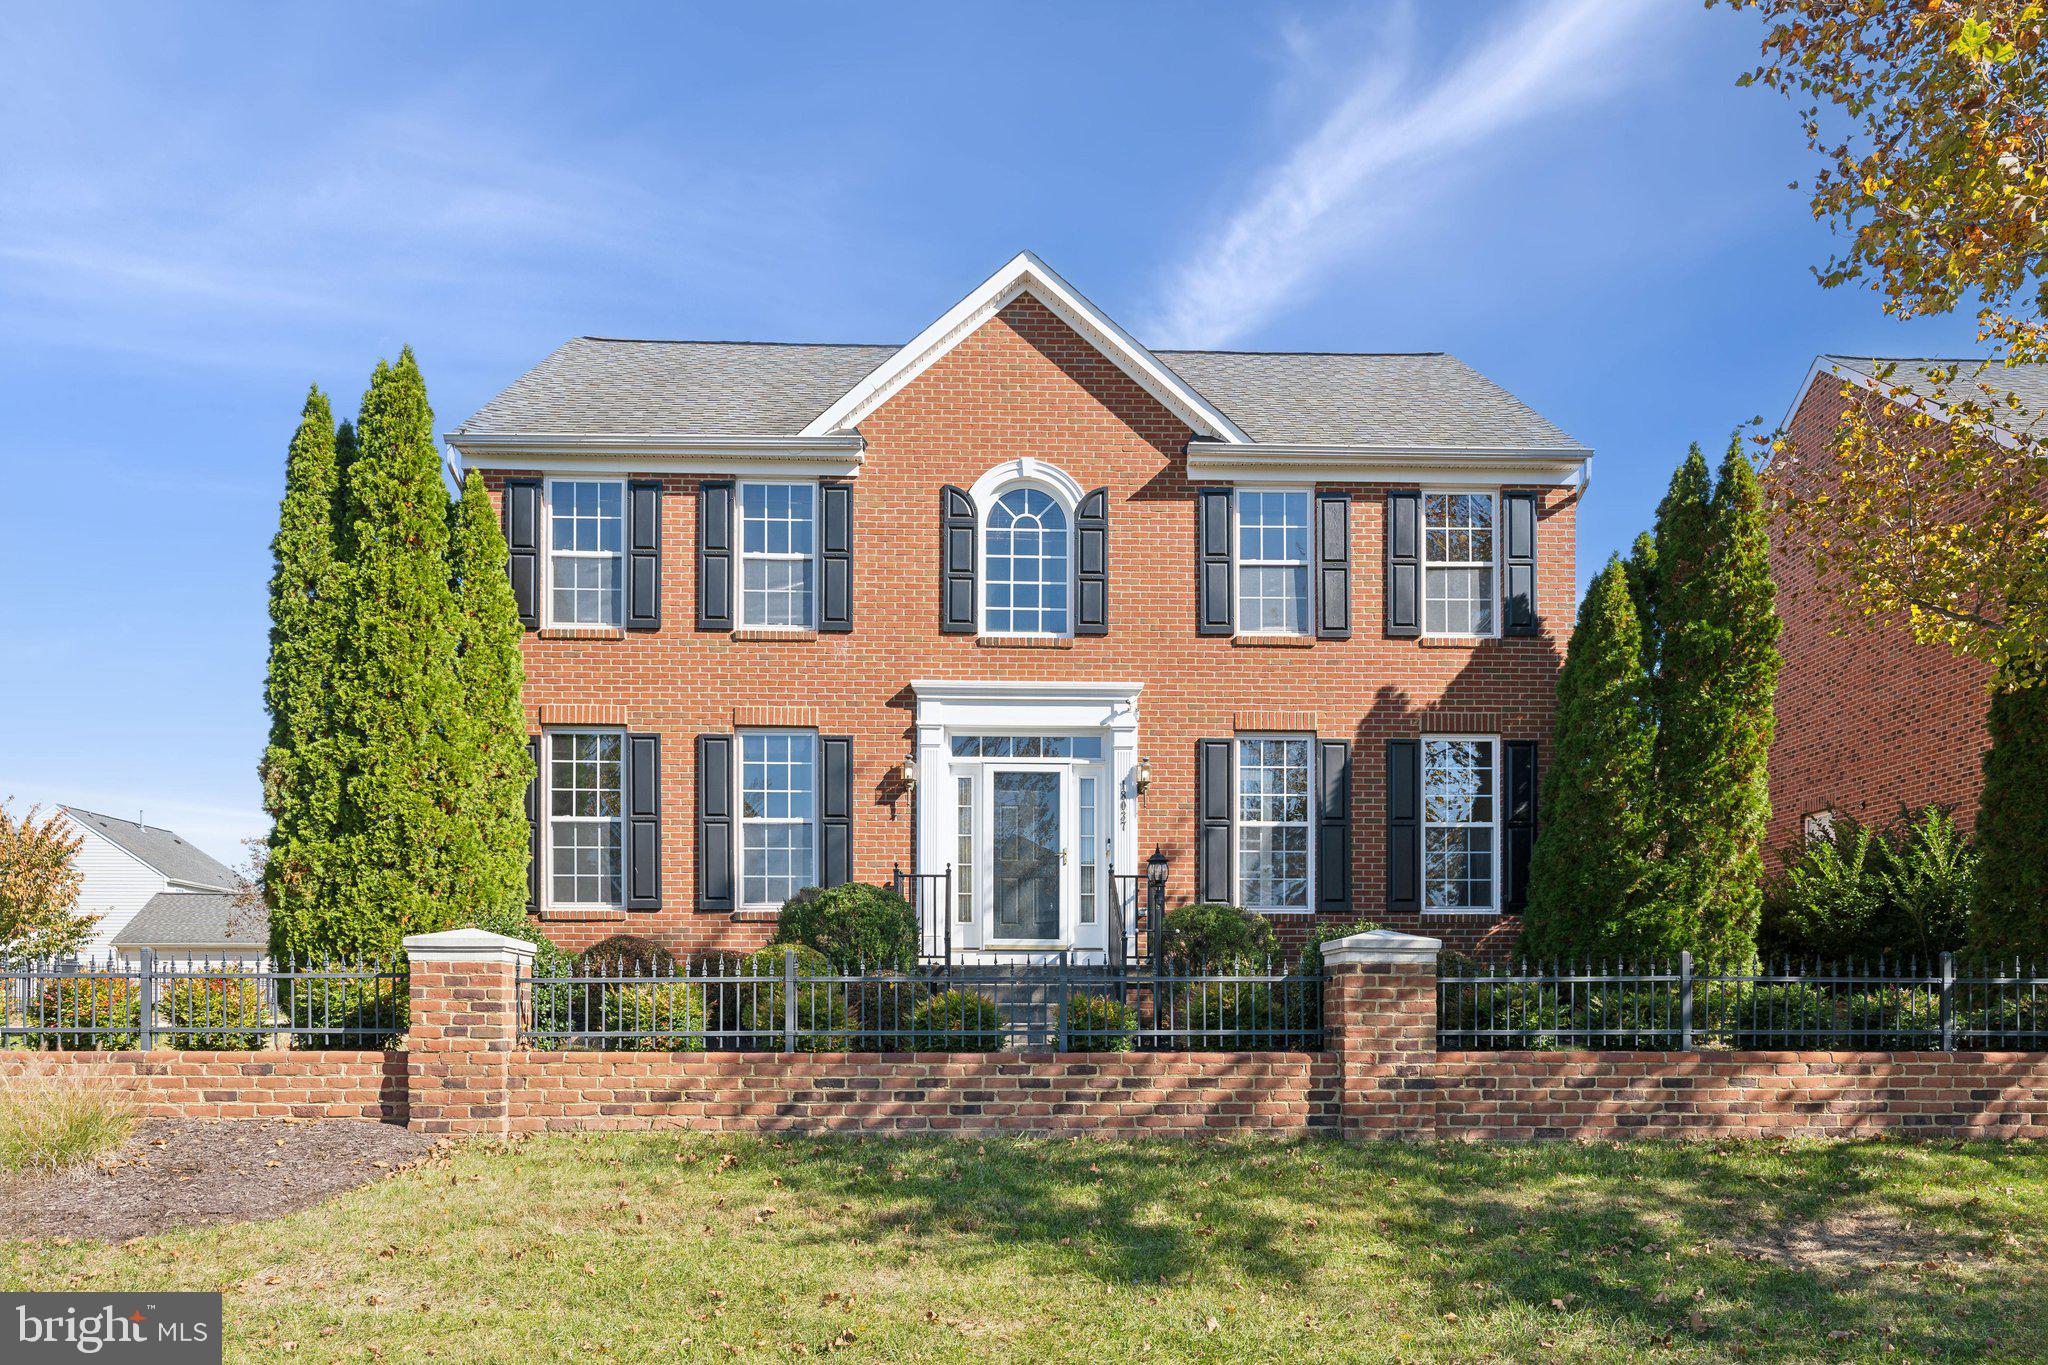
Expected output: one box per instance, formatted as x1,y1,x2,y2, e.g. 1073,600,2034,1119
445,430,867,477
1184,440,1593,488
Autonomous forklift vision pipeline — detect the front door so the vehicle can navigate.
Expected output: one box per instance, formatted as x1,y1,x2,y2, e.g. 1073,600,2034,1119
990,767,1063,943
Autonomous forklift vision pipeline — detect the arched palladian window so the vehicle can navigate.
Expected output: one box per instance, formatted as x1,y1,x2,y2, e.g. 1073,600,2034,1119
985,486,1070,635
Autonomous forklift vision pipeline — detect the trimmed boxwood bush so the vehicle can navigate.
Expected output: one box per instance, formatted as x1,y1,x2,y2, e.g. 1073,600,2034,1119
36,976,140,1050
1704,982,1833,1049
1846,988,1943,1047
282,977,407,1048
850,973,932,1047
773,883,918,970
1158,903,1278,968
1063,992,1134,1052
725,945,853,1051
165,974,269,1049
906,989,1002,1051
1168,979,1291,1050
600,980,708,1051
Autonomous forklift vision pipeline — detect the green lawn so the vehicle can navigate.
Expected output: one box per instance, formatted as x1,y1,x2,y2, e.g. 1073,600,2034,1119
6,1133,2047,1361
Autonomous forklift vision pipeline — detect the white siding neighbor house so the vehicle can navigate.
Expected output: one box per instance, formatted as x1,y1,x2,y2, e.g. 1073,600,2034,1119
58,807,264,962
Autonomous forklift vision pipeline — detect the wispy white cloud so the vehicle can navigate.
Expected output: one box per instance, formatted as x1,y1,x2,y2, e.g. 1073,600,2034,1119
1144,0,1666,349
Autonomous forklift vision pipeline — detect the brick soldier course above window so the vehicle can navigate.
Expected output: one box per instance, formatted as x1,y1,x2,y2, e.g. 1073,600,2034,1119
447,252,1590,963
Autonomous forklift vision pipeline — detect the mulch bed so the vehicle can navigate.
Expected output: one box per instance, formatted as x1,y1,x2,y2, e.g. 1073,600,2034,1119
2,1119,438,1242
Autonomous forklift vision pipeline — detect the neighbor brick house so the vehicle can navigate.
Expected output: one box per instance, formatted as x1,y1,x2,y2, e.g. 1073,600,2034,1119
447,254,1588,962
1768,355,2048,853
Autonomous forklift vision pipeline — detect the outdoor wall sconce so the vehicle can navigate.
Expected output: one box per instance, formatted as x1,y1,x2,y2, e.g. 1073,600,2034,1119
899,756,917,792
1133,756,1152,795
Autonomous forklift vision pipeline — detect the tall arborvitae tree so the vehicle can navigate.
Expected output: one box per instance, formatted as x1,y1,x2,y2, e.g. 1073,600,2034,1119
1970,666,2048,957
262,388,345,957
1518,558,1662,960
446,469,534,922
307,349,470,960
1625,530,1660,679
1656,442,1782,966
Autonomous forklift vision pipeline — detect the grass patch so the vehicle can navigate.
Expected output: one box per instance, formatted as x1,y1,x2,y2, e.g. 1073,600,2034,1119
0,1077,132,1174
4,1133,2046,1360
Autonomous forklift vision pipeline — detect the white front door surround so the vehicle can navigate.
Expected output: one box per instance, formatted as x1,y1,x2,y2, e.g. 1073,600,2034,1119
911,680,1142,960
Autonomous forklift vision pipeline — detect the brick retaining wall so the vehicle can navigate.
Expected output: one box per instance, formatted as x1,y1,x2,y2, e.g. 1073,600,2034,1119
8,930,2044,1142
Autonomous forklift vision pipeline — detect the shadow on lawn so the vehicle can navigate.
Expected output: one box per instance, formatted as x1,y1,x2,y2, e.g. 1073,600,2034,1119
604,1134,2038,1355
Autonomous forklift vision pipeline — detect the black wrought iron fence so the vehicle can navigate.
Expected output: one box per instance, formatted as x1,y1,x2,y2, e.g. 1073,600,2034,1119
891,865,954,965
0,951,407,1050
520,950,1323,1053
1439,953,2048,1052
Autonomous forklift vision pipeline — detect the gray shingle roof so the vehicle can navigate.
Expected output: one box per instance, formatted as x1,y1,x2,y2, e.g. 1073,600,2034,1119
110,892,266,950
1822,356,2048,439
453,337,1585,451
63,807,237,891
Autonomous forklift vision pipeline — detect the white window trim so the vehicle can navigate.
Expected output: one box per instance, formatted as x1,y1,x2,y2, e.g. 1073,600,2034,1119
735,479,821,631
1421,733,1500,916
1232,733,1316,915
1420,487,1503,640
977,481,1076,639
540,475,627,630
1232,487,1314,638
543,727,626,911
734,728,821,913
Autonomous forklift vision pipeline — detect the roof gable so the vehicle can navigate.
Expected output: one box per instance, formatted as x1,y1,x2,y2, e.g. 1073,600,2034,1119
61,807,238,891
799,252,1251,444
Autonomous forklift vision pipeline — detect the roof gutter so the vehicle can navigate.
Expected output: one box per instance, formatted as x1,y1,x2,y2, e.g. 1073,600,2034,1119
1184,440,1593,489
444,430,867,477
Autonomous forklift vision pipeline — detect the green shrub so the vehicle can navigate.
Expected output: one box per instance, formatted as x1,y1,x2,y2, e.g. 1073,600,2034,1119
471,904,580,1044
1297,918,1381,975
600,981,707,1051
724,945,853,1051
1158,903,1278,969
165,974,269,1049
1168,979,1293,1050
1704,982,1833,1049
905,989,1002,1051
35,976,140,1050
848,973,931,1047
1062,992,1134,1051
1960,993,2048,1047
773,883,918,970
282,976,407,1048
1762,806,1976,960
1846,988,1943,1048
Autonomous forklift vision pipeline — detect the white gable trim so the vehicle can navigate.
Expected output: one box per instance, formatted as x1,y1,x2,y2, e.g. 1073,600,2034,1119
800,252,1252,444
1184,441,1592,489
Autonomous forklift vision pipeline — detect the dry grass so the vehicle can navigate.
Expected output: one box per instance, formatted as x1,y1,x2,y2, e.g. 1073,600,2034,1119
0,1074,133,1174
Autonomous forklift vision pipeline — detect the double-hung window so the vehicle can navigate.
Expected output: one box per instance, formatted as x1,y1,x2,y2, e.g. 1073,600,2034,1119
547,730,624,908
1235,736,1312,912
1235,490,1311,635
1422,737,1496,911
738,731,818,909
1422,492,1496,636
547,479,625,627
738,482,817,629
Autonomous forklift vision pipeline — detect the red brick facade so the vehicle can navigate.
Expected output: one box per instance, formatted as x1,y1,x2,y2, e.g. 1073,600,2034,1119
1767,373,1993,853
484,295,1579,961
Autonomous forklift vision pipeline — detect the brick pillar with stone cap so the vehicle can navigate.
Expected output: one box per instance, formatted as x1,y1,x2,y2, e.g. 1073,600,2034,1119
403,927,535,1137
1321,929,1440,1140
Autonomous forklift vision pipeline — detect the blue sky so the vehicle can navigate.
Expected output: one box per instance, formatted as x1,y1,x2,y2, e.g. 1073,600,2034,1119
0,1,1985,861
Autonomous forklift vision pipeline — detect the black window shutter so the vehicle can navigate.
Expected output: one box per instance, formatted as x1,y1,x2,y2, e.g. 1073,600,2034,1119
504,479,541,631
524,734,542,912
1316,491,1351,639
820,735,853,886
1076,487,1109,635
626,479,662,632
695,734,734,911
1386,738,1420,911
1316,739,1351,910
697,481,734,631
1197,738,1234,903
820,484,853,633
1196,488,1233,636
1385,491,1421,638
1502,491,1538,637
940,485,977,633
625,733,661,909
1503,740,1538,912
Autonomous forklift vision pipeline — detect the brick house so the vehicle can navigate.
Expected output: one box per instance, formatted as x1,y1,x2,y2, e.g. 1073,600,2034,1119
1768,355,2048,853
447,253,1588,962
